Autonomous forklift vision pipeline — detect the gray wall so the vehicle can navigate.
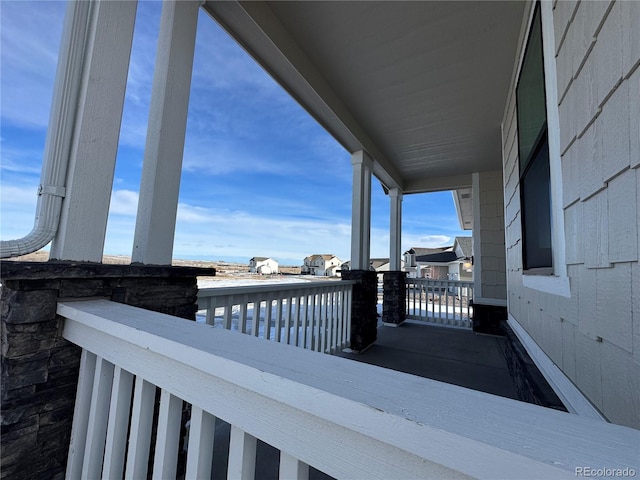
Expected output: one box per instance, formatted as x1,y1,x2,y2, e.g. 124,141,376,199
503,1,639,428
472,170,507,304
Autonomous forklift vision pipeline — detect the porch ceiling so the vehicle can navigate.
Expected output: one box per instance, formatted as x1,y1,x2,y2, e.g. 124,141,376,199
203,1,526,193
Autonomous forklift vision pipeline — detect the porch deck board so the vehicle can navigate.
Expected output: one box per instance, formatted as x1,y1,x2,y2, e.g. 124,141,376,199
340,322,520,401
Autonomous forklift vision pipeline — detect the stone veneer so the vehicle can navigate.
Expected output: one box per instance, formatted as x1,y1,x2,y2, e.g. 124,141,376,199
382,271,406,326
499,322,567,411
0,261,214,480
341,270,377,352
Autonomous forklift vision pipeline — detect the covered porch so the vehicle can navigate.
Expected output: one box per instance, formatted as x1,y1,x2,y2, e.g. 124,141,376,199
1,0,639,479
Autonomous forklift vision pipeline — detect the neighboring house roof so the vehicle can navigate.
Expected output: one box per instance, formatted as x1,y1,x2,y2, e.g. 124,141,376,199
250,257,275,262
454,237,473,258
405,246,451,256
369,258,389,270
305,254,341,262
416,251,459,264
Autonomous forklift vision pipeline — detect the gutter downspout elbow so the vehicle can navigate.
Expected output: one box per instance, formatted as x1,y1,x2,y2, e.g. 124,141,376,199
0,1,91,259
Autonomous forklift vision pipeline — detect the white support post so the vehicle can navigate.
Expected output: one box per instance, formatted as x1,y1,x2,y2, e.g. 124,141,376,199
350,151,373,270
50,0,137,262
389,188,403,270
132,0,200,265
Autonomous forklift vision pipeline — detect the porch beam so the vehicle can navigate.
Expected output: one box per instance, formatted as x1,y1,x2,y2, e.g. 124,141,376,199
49,0,137,262
389,188,403,270
132,0,200,265
403,173,472,195
350,151,373,270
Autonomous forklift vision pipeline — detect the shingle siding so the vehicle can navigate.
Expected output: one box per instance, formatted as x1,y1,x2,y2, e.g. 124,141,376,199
502,1,640,428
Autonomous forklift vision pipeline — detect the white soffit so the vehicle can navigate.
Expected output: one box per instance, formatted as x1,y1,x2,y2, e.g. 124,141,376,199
203,1,526,194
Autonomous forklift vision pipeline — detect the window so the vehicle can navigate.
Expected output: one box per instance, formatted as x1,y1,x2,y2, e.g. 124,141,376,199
517,3,552,273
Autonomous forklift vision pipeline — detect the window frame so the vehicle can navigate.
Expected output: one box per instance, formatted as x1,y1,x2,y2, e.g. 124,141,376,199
516,2,553,275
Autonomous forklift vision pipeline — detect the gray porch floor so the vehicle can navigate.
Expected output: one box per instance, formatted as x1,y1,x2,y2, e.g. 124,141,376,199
339,321,520,400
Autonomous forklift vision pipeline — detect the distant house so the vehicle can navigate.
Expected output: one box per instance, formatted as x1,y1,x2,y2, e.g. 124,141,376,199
249,257,279,274
301,254,342,276
403,246,450,278
341,258,406,281
404,237,473,281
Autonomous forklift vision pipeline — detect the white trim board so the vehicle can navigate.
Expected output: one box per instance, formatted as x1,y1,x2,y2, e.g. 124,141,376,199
507,315,606,422
522,274,571,297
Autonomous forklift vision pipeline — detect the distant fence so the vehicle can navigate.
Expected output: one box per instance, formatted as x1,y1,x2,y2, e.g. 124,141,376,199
197,281,355,353
405,278,473,328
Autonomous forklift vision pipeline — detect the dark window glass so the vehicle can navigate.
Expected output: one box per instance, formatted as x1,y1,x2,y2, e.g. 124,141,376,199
521,136,552,269
517,4,552,271
517,5,546,170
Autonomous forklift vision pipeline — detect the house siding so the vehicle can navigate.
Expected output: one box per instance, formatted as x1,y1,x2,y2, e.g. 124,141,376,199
473,170,507,302
503,1,640,428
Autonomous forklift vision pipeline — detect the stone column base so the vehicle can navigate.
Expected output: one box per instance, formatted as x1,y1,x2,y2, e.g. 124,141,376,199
341,270,377,352
382,271,406,326
0,261,214,479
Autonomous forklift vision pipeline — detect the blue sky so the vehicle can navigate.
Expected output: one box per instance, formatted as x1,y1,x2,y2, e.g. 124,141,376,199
0,1,467,266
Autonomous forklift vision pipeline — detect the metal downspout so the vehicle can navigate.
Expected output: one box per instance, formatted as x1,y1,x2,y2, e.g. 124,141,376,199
0,1,91,258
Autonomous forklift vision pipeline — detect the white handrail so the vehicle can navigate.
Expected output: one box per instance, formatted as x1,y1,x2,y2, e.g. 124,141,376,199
197,281,355,353
59,300,639,480
405,278,474,328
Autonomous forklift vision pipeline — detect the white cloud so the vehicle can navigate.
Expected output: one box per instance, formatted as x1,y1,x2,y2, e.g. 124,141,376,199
0,183,39,240
401,233,453,251
171,202,354,264
0,2,65,129
109,190,139,216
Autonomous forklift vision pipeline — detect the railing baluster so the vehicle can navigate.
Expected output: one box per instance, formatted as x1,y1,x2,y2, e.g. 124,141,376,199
438,282,443,322
323,290,332,353
103,366,134,479
185,407,216,480
205,297,215,326
275,298,283,343
228,425,257,480
331,290,339,353
152,389,183,479
252,296,261,337
445,282,450,325
346,287,352,349
338,288,345,349
66,349,96,479
317,291,324,353
125,377,155,480
264,296,273,341
300,293,309,349
335,288,343,349
279,452,309,480
224,296,233,330
310,293,318,351
239,295,249,334
284,295,293,344
82,356,114,480
292,291,301,347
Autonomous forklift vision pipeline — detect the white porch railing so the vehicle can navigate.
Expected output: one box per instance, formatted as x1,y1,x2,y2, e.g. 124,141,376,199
197,281,354,353
406,278,474,328
59,300,639,480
